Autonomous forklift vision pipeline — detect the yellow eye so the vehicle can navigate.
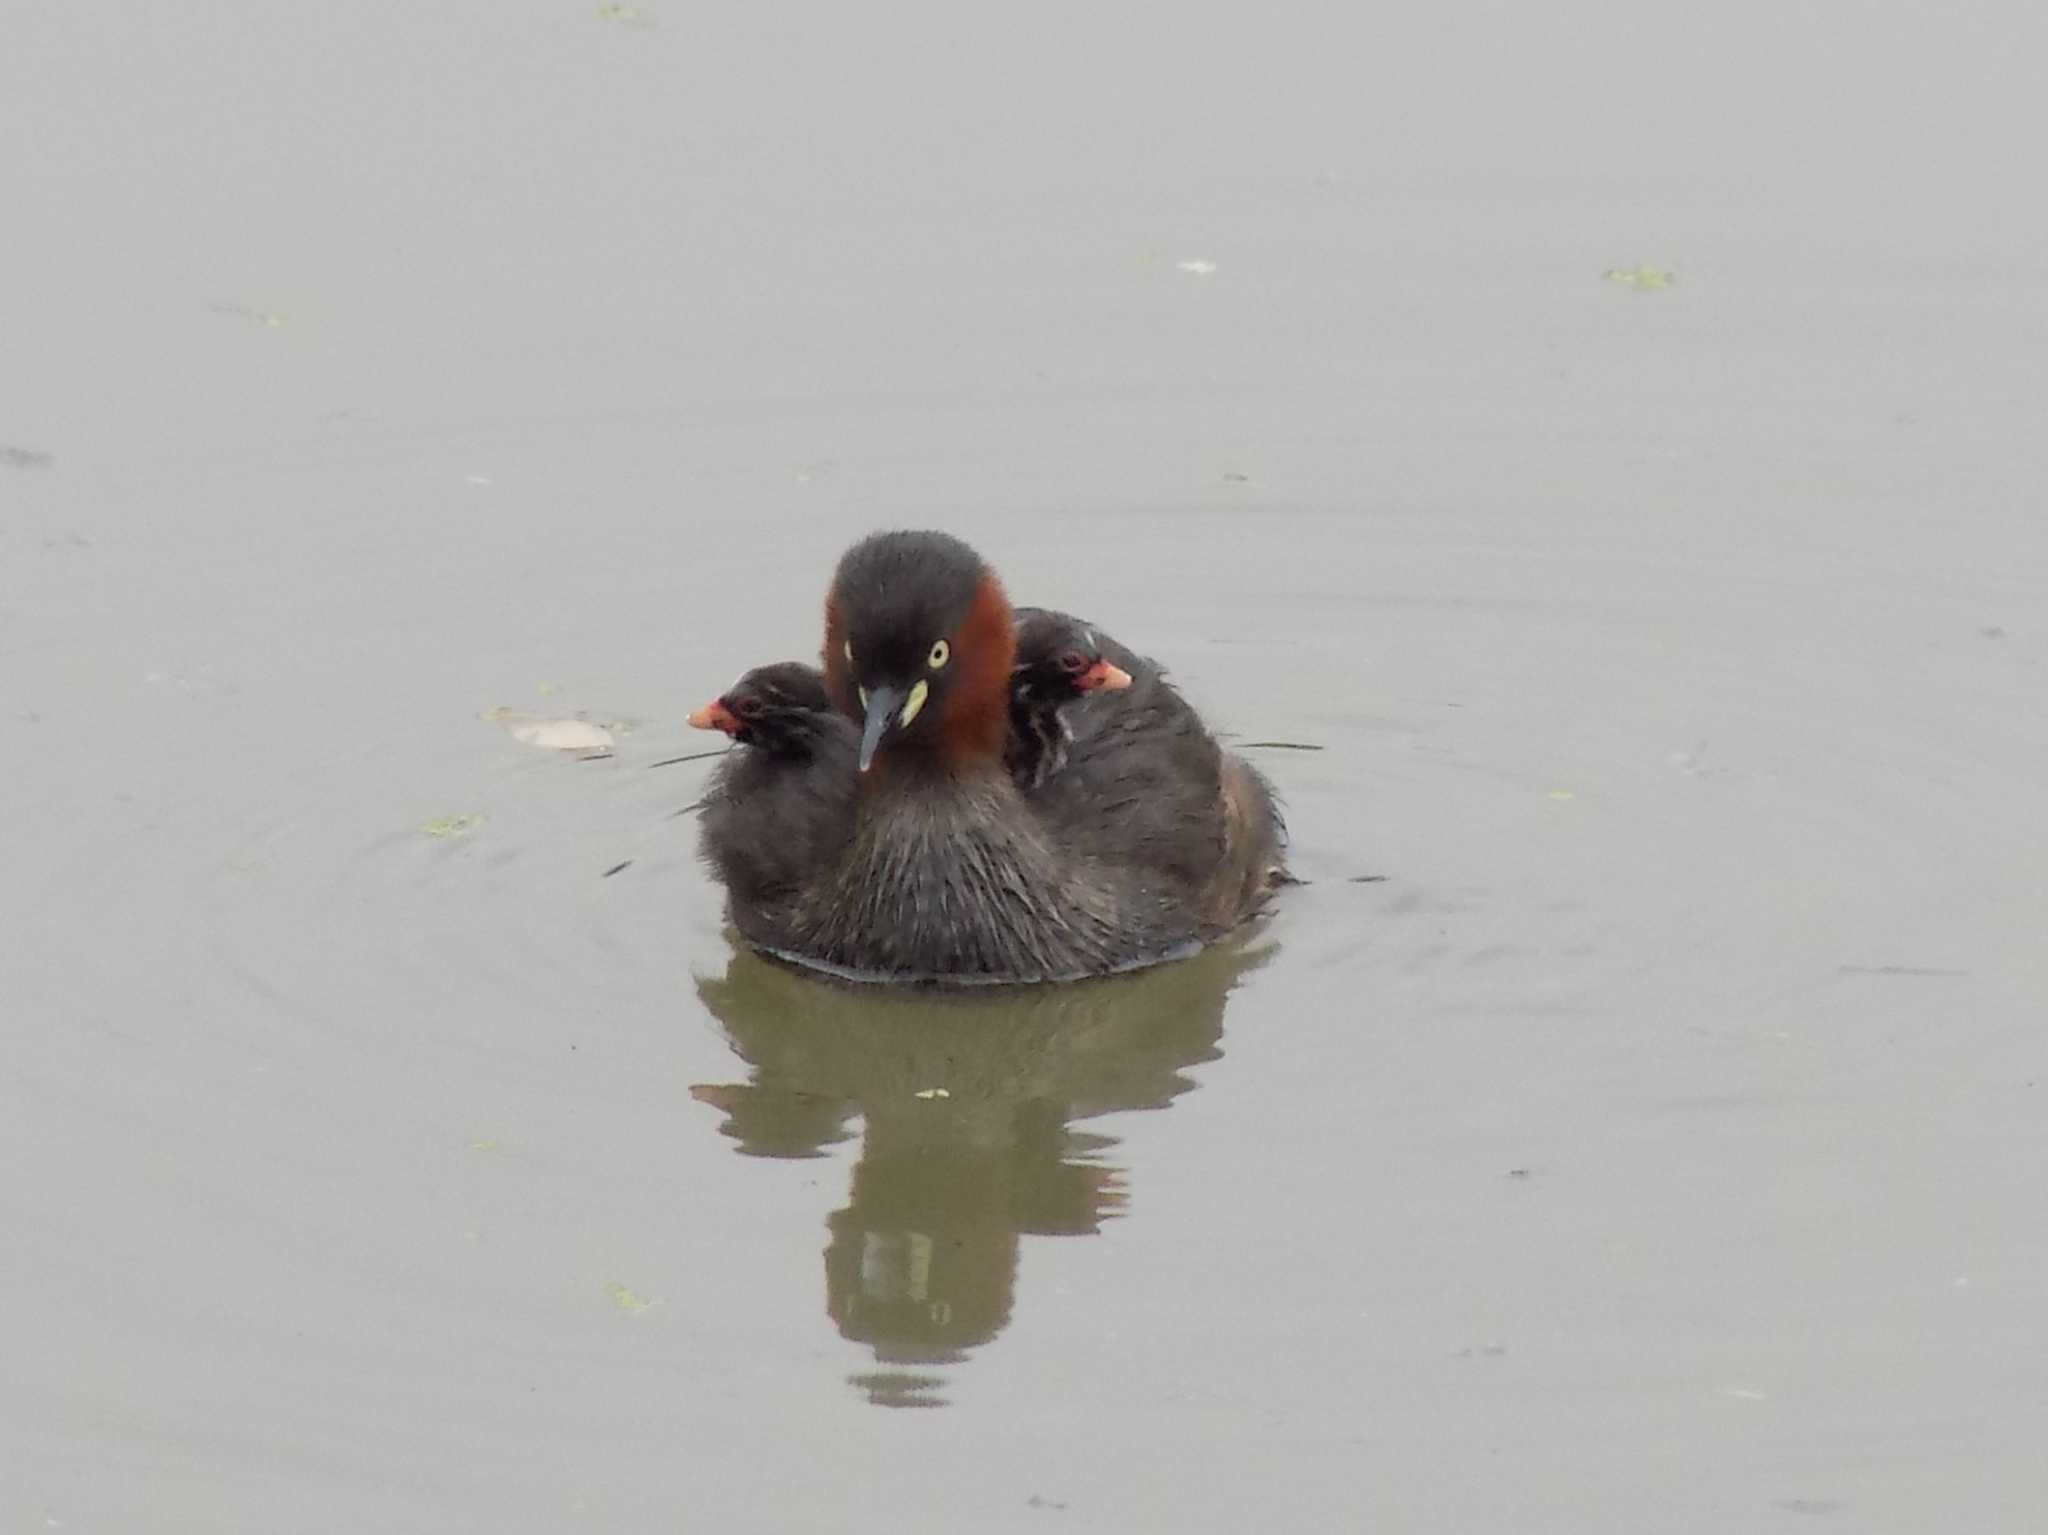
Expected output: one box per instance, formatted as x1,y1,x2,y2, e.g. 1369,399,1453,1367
928,639,950,670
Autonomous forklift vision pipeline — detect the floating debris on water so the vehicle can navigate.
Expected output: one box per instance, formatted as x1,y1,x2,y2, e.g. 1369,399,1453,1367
595,3,657,27
600,860,633,878
422,814,485,839
913,1087,951,1101
1603,264,1677,292
605,1282,658,1316
513,719,615,752
1,446,54,471
483,708,617,755
1669,740,1712,775
208,301,289,327
648,747,728,768
1175,258,1218,276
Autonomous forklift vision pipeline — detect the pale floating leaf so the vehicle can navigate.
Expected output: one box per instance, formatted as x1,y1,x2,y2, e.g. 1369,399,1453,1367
1546,789,1576,801
913,1087,951,1100
512,718,615,752
422,814,485,838
487,709,617,753
1175,258,1218,276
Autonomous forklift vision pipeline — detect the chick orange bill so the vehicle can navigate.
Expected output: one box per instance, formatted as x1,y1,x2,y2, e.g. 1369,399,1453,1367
688,697,740,735
1079,660,1132,692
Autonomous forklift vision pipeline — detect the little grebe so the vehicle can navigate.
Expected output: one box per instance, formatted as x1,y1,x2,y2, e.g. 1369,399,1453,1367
697,531,1286,981
689,662,858,929
1006,608,1133,789
690,620,1130,938
691,620,1126,797
688,661,834,747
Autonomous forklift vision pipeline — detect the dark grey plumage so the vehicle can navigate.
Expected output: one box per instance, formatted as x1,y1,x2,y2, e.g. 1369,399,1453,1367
758,772,1202,982
700,534,1288,984
695,663,860,937
1006,607,1120,790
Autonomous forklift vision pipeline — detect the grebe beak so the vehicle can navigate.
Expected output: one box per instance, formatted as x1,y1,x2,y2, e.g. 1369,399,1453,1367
1079,660,1133,692
688,699,740,734
857,682,906,771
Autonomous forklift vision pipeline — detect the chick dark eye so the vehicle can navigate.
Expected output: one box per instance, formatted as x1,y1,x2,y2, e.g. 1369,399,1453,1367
1058,649,1087,675
735,696,763,719
928,639,950,669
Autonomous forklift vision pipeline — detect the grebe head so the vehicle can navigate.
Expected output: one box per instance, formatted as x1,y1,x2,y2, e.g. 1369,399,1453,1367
821,531,1016,773
1012,610,1134,702
688,661,833,750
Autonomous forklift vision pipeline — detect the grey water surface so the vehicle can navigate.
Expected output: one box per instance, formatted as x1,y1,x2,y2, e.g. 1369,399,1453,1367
5,2,2046,1530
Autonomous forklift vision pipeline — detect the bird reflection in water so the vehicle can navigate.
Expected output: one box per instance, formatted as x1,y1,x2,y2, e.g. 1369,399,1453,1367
689,939,1270,1408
